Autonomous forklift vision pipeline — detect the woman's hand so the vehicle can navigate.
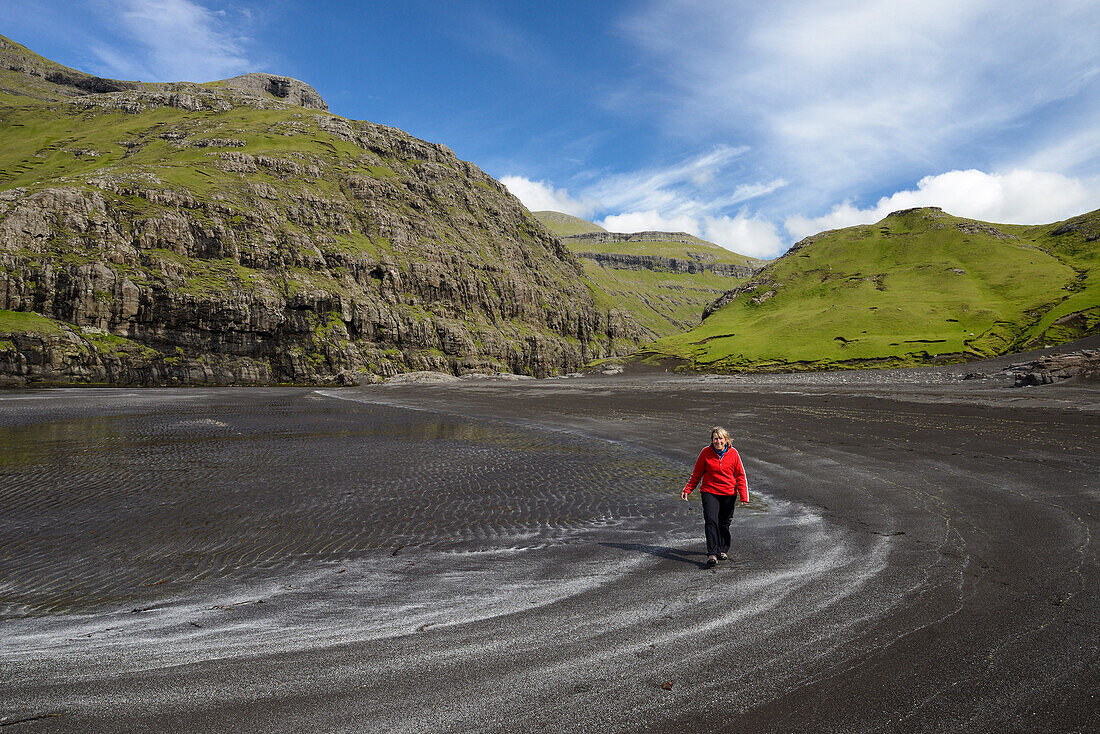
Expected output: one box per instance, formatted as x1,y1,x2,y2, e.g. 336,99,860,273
680,489,690,501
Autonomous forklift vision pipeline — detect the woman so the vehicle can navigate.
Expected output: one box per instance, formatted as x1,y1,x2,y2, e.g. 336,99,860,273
681,426,749,566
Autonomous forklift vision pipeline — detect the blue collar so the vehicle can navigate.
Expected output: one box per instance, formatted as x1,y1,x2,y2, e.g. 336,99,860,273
712,445,729,458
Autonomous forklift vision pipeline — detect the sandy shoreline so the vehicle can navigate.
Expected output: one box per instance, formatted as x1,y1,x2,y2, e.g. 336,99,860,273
1,368,1097,732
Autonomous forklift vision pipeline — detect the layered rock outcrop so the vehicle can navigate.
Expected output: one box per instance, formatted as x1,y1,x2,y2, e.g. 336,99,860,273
579,251,755,277
562,231,760,277
219,73,328,111
1008,349,1100,386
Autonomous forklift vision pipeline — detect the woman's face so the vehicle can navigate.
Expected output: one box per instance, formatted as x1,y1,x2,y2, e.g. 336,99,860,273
711,433,728,451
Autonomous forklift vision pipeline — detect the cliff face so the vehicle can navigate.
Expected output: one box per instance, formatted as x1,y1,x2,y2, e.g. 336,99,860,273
0,36,643,385
579,251,756,278
528,222,765,339
560,231,763,277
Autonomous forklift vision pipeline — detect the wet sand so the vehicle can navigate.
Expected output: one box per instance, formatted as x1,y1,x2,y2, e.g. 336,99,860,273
1,368,1097,732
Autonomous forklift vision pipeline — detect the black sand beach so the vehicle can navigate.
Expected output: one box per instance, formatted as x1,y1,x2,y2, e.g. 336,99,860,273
1,365,1097,732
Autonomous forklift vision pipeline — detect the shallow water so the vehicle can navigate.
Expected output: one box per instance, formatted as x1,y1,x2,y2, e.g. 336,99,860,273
0,388,698,618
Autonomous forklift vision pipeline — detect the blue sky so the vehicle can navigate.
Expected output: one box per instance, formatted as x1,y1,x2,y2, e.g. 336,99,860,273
5,0,1099,257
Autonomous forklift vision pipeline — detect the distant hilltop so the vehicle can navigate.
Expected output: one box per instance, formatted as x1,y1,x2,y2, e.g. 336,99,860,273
562,230,719,246
559,230,761,277
534,210,764,276
531,210,606,236
0,35,328,111
533,210,764,338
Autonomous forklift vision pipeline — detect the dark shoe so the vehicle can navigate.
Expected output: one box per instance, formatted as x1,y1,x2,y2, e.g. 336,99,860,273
706,555,718,566
718,553,729,561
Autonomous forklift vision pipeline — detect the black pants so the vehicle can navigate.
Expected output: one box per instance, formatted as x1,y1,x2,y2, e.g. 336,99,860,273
701,491,737,556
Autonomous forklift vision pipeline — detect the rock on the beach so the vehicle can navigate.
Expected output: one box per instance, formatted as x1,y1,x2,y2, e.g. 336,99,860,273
384,370,461,385
1008,348,1100,387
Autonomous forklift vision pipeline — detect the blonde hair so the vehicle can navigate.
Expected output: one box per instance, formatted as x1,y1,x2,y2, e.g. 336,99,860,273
711,426,730,441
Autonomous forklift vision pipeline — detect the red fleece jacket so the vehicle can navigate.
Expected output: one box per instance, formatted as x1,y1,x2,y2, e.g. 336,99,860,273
683,446,749,502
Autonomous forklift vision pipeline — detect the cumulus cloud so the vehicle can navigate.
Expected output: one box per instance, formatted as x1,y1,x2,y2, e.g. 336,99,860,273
594,211,785,259
701,215,786,259
598,210,698,234
785,169,1099,239
500,176,596,217
89,0,254,82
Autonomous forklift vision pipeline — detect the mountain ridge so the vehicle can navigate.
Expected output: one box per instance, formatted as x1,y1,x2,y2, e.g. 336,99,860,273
531,210,605,236
0,35,645,386
0,35,329,111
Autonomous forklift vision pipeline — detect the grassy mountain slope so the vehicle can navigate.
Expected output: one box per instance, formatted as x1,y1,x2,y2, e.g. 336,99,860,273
578,265,749,338
641,207,1099,371
0,36,141,101
569,233,759,268
0,35,644,385
532,210,606,236
534,210,764,338
1009,211,1100,345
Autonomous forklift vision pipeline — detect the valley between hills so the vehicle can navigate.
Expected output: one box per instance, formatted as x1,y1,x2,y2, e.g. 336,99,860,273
0,33,1097,386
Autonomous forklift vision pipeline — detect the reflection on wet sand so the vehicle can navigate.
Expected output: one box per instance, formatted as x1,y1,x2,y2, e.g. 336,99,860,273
0,390,686,617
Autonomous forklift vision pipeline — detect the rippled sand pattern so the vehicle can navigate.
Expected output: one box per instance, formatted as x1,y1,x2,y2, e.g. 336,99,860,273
0,389,683,617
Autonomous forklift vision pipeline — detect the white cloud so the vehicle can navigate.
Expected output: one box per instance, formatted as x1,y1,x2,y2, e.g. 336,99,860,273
701,215,786,259
598,210,698,234
500,176,595,217
586,145,756,215
785,169,1099,239
592,211,787,259
90,0,254,82
505,148,791,256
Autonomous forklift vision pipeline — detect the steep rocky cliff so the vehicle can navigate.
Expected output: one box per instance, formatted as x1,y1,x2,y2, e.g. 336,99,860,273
0,36,643,385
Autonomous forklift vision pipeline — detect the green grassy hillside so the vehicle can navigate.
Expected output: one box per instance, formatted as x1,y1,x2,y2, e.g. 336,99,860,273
533,210,606,236
641,207,1100,371
533,211,764,338
579,263,748,337
569,232,759,268
1010,211,1100,345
